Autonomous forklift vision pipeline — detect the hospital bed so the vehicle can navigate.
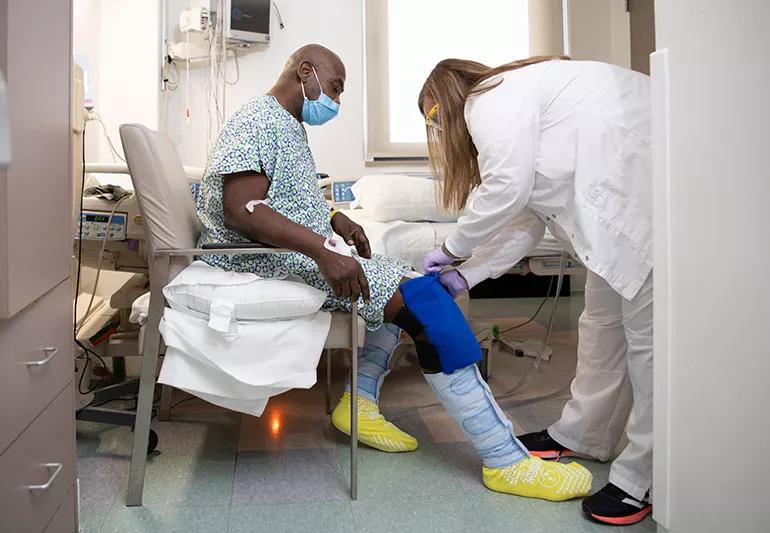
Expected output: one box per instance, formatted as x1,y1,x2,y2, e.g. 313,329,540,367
340,208,583,277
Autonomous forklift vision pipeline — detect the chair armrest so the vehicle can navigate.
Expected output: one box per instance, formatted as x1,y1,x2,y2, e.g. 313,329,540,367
154,242,292,257
201,241,277,250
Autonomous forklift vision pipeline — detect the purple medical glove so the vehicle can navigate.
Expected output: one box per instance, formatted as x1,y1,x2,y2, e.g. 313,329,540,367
423,246,455,273
439,270,469,298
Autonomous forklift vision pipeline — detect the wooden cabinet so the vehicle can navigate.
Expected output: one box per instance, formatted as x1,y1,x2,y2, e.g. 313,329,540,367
44,484,78,533
0,0,73,318
0,384,76,533
0,282,73,453
0,1,77,531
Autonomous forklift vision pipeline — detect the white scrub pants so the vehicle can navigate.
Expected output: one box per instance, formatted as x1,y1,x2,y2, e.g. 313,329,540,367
549,270,653,501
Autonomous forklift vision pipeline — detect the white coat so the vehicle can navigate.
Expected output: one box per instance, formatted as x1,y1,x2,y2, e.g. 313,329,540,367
452,60,651,300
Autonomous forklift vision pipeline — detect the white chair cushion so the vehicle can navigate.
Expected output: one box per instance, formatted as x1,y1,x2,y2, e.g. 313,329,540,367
162,261,326,334
349,174,458,223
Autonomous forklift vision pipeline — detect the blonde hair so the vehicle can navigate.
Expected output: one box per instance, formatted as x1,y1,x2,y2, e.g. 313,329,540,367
419,56,569,211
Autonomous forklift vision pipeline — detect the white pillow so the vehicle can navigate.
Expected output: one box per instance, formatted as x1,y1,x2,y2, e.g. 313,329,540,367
162,261,326,334
350,174,458,222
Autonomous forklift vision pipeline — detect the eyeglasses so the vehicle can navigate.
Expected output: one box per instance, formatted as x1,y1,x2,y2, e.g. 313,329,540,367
425,104,442,130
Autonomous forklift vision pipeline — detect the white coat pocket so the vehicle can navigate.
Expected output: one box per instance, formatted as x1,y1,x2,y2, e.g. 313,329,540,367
584,122,652,251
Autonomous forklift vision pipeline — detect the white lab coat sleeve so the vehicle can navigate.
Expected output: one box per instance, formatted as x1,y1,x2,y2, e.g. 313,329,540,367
444,83,540,259
456,210,545,289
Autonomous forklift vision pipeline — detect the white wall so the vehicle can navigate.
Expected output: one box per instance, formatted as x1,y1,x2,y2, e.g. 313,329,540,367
73,0,161,166
567,0,630,67
73,0,101,159
652,1,770,531
163,0,425,178
81,0,631,178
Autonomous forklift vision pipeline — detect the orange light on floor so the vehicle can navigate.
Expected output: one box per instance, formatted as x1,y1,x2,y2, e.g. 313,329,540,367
269,411,282,438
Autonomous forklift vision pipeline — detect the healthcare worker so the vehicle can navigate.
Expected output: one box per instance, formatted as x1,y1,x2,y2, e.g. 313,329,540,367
198,44,594,503
419,56,653,526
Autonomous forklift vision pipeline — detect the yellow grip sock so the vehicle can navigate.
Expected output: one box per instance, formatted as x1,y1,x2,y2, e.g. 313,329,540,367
331,392,418,453
483,457,593,501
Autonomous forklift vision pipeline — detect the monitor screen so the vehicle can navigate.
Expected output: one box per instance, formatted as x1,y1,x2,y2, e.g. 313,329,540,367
230,0,270,35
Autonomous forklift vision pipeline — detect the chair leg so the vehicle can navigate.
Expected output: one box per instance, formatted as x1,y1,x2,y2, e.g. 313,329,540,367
349,302,358,500
126,257,168,507
126,328,161,506
325,349,332,415
159,385,173,421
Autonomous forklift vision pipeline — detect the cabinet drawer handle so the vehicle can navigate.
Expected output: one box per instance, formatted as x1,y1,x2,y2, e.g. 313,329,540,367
27,463,63,491
25,347,59,367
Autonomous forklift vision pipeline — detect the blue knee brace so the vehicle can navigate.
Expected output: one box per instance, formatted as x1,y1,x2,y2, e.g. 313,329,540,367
398,273,481,374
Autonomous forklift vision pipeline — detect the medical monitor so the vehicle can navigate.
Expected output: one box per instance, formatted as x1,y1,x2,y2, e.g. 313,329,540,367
227,0,271,44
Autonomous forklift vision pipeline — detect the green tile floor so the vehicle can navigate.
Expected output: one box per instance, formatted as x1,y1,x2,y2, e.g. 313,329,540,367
76,295,657,533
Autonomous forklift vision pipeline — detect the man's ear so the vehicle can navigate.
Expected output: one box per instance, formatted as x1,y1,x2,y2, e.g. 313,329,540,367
296,60,313,82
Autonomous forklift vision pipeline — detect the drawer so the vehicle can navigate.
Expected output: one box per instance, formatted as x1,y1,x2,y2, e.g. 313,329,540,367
0,382,76,533
43,484,77,533
0,281,72,452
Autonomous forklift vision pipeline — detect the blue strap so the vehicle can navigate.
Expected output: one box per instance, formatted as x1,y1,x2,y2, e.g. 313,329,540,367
399,273,481,373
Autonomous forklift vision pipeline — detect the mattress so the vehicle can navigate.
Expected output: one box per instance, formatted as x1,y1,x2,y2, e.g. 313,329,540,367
342,209,563,272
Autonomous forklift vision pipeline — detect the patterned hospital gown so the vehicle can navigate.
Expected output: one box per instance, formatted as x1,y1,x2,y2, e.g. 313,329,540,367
196,95,411,329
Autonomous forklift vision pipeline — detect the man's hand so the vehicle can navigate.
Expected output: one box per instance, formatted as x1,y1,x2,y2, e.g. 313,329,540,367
331,212,372,259
316,247,371,303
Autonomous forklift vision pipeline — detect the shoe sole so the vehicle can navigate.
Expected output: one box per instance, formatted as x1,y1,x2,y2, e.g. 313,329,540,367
583,505,652,526
528,449,577,460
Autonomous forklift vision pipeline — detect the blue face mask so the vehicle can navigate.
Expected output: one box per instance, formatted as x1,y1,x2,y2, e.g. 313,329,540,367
301,67,340,126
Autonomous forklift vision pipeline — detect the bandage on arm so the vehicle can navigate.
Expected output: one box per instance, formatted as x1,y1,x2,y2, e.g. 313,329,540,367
222,171,327,258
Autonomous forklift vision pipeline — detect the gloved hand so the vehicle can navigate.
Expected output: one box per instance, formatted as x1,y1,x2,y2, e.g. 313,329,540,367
439,270,469,298
423,246,456,273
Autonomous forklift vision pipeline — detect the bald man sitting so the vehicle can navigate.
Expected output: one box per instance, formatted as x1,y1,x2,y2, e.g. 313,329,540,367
195,44,593,501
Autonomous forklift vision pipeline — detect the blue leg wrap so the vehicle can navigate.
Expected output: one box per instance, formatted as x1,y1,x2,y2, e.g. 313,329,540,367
345,323,401,403
399,273,481,374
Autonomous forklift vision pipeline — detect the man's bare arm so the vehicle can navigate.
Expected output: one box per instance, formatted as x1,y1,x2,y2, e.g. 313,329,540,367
221,171,370,301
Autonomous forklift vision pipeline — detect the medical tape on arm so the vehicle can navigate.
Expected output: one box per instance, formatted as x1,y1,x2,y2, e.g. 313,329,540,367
245,199,269,213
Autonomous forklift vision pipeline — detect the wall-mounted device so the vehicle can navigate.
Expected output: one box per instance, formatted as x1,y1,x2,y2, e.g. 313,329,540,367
179,7,210,33
210,0,272,46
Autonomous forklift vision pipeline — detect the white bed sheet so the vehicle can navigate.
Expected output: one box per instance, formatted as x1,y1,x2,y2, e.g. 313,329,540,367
343,209,563,272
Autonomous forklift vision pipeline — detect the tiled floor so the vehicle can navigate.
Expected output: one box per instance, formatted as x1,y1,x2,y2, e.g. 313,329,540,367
76,295,657,533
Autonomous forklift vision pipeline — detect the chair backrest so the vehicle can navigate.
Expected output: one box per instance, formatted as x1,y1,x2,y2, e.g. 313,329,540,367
119,123,203,280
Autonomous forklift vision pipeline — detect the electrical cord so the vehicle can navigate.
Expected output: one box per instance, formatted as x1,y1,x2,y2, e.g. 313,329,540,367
224,49,240,86
81,382,163,411
272,2,285,29
497,275,555,335
75,127,112,395
171,395,198,409
86,112,125,162
495,252,567,400
162,56,179,92
76,194,132,335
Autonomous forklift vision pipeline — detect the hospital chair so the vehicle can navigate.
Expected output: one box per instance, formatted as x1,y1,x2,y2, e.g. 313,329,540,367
118,123,364,506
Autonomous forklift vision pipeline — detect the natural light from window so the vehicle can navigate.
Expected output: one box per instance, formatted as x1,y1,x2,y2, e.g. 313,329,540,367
387,0,529,144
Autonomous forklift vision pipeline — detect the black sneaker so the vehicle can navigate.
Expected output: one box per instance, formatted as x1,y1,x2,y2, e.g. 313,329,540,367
517,429,576,460
582,483,652,526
